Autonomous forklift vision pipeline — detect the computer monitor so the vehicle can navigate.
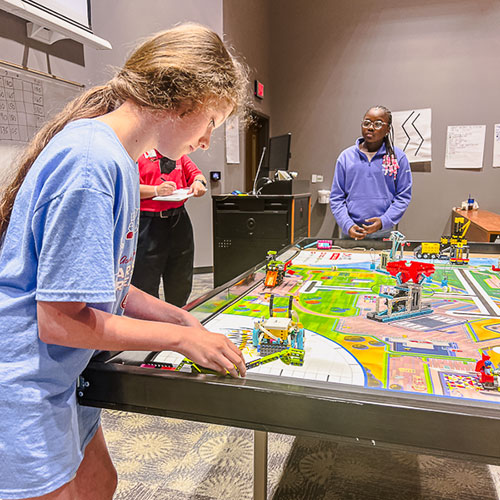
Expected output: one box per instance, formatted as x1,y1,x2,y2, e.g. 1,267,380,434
268,133,292,171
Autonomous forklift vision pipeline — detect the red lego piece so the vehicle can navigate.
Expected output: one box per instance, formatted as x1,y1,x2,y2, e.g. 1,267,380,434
386,260,435,284
475,353,495,384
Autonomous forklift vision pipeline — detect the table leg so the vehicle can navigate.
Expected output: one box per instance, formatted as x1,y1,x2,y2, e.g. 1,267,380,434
254,430,268,500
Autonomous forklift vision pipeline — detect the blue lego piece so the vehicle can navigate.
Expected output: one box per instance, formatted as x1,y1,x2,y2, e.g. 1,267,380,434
377,307,434,322
252,326,260,347
296,329,304,350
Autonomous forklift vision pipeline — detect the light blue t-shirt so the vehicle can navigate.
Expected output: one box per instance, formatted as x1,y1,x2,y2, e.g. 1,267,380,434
0,119,139,499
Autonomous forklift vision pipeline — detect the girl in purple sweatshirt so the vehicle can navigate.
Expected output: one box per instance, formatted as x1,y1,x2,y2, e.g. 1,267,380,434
330,105,412,240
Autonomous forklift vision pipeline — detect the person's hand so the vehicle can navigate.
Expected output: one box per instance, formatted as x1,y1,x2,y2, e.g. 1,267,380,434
156,181,176,196
178,328,246,378
362,217,382,235
348,224,366,240
188,179,207,197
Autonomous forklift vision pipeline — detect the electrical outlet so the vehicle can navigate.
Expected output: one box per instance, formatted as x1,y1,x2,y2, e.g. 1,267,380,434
316,174,323,182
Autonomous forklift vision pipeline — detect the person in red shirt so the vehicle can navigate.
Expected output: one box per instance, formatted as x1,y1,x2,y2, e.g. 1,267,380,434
131,149,208,306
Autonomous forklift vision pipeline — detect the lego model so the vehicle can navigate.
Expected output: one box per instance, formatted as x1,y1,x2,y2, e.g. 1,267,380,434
176,294,305,375
264,250,292,287
245,347,304,370
440,274,449,289
414,216,471,265
317,239,333,250
475,353,500,390
252,294,305,360
367,260,435,322
380,231,409,269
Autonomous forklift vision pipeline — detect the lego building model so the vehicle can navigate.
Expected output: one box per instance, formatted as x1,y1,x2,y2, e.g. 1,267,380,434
475,353,500,390
251,294,305,366
368,260,435,322
380,231,409,269
414,216,471,265
264,250,292,287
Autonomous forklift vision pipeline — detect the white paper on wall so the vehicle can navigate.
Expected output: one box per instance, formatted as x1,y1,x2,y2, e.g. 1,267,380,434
0,62,82,192
392,108,432,163
493,124,500,168
225,115,240,164
445,125,485,169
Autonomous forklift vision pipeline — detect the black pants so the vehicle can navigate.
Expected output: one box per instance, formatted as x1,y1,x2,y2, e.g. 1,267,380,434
131,207,194,307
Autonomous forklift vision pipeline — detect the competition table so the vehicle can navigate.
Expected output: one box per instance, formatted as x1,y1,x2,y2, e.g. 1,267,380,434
79,238,500,499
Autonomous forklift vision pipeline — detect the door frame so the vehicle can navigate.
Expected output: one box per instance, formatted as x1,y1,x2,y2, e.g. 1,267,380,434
244,109,270,193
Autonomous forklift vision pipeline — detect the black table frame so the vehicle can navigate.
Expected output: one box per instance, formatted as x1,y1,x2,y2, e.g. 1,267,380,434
79,238,500,497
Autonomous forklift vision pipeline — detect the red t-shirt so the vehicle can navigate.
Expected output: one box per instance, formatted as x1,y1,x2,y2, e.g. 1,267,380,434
138,150,202,212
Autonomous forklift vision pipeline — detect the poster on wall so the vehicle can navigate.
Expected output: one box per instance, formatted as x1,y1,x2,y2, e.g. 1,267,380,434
493,124,500,168
445,125,485,169
225,115,240,164
392,108,432,163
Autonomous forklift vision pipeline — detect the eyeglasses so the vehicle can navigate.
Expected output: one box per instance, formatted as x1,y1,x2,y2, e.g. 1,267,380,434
361,119,388,130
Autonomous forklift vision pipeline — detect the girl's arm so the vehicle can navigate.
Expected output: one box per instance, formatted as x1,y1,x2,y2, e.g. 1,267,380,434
139,182,176,199
37,296,246,378
124,285,203,327
181,155,207,197
330,156,356,235
188,175,208,197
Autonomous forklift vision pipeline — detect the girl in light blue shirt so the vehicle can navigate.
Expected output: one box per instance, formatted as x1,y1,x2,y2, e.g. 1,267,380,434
0,23,248,500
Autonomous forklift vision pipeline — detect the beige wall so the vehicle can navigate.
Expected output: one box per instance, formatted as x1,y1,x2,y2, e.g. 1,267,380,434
0,0,224,268
222,0,271,193
2,0,498,270
269,0,500,240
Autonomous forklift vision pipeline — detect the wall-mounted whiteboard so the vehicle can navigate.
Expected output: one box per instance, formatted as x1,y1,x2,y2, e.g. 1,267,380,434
0,0,111,49
0,61,83,187
25,0,91,30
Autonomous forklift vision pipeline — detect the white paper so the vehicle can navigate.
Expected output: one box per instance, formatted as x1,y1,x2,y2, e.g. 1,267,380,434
493,124,500,167
445,125,486,169
153,188,193,202
225,115,240,164
392,108,432,163
0,67,46,144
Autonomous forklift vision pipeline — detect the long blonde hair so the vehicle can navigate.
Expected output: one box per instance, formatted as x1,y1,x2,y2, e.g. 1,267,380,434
0,23,248,237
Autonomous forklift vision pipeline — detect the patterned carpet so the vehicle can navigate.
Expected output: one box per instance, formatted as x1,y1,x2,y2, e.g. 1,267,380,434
101,274,500,499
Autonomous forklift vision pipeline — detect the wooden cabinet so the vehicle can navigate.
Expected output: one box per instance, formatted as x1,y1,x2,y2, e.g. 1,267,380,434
452,208,500,242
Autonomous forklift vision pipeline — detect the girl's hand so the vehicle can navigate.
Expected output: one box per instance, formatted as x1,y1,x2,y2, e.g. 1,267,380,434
178,328,246,378
348,224,366,240
156,181,177,196
362,217,382,234
188,179,207,197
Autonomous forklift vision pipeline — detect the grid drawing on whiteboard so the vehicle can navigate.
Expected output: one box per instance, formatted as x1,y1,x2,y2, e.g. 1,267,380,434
0,67,45,143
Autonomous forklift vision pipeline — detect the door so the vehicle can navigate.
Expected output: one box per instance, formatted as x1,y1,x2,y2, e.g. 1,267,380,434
244,110,269,193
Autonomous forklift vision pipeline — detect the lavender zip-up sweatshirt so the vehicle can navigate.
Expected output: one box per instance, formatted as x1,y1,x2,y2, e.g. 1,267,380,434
330,138,412,235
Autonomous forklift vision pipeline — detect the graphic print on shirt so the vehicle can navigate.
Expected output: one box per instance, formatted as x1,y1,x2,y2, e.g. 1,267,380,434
116,207,140,293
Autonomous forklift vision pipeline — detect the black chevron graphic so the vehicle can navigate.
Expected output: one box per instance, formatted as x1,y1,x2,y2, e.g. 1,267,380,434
411,113,424,156
401,111,414,152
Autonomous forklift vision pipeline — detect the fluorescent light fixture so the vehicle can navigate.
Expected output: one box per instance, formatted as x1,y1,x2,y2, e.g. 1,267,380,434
0,0,112,50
